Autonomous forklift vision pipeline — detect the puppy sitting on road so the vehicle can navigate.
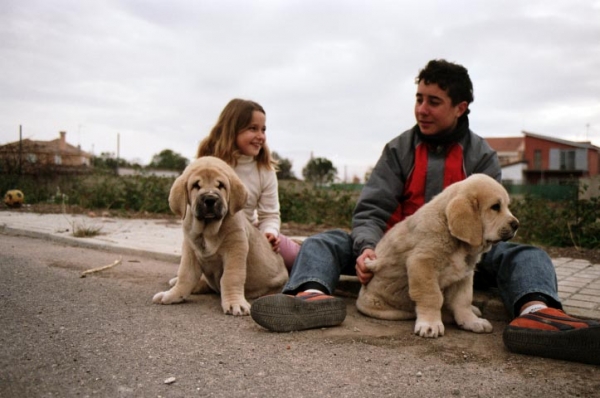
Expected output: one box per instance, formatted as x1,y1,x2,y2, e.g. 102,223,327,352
356,173,519,338
152,156,288,316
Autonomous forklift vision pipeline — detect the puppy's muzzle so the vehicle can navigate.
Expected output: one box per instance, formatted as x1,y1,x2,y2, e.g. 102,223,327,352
194,192,226,221
499,218,520,241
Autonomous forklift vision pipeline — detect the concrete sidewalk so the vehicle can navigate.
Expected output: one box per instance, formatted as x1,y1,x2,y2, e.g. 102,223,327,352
2,209,600,321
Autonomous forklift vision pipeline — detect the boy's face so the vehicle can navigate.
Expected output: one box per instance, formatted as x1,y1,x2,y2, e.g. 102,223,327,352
414,81,468,136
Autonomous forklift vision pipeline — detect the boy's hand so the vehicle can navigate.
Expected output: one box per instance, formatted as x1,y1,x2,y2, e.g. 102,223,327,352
265,233,280,253
356,248,376,285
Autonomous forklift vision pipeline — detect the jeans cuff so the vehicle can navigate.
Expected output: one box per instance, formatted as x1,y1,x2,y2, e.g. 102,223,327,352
283,278,334,295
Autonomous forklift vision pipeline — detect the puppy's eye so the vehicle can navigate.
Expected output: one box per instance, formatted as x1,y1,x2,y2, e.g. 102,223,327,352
491,203,501,212
217,181,225,189
191,181,201,190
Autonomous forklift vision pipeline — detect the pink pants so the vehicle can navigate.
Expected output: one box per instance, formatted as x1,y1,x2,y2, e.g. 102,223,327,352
278,234,301,272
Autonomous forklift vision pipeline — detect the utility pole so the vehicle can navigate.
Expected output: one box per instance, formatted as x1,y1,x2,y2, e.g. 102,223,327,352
18,125,22,176
116,133,121,175
586,123,590,141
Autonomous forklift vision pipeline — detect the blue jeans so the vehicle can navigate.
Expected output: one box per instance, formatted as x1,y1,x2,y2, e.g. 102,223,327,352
284,229,561,319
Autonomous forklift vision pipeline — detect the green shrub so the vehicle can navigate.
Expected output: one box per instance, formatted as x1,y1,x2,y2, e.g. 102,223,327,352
278,181,355,228
3,172,599,249
511,194,600,249
2,172,174,214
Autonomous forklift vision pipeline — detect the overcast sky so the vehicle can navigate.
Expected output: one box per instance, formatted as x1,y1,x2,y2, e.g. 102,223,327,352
1,0,599,181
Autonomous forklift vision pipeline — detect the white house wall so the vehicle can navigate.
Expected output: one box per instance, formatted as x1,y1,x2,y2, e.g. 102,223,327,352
501,163,525,184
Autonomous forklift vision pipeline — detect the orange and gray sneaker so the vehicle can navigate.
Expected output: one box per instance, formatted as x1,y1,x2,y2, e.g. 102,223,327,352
503,307,600,365
251,292,346,332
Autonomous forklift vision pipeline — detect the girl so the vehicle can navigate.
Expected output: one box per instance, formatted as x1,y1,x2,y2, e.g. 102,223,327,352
196,98,300,270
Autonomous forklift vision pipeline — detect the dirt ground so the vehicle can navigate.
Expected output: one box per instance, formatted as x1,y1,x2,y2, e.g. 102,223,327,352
1,234,599,397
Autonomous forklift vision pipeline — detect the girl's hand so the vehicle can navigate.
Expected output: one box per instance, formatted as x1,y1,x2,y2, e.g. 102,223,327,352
265,233,280,253
356,248,376,285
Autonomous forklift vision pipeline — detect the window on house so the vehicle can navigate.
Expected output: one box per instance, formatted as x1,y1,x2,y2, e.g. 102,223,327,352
26,153,37,163
549,148,587,171
560,150,576,171
54,155,62,165
498,155,510,165
533,150,542,169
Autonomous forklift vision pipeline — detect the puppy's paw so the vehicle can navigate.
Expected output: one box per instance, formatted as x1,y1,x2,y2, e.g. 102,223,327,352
152,290,185,305
168,277,178,287
460,317,493,334
222,298,251,316
414,319,445,338
471,305,482,317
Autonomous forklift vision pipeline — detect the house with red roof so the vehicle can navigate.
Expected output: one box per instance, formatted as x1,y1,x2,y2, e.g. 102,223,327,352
0,131,92,174
485,131,600,185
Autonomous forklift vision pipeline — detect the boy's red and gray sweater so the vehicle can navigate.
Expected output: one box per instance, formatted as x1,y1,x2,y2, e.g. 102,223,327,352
351,122,501,257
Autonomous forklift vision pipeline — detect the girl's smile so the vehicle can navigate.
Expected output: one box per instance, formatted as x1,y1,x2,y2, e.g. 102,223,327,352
236,110,266,157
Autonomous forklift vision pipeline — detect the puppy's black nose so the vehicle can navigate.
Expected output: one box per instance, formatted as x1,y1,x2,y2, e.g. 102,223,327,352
203,197,217,208
510,219,520,231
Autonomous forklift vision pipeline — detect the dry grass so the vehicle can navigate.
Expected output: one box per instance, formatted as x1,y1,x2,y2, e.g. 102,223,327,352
71,221,103,238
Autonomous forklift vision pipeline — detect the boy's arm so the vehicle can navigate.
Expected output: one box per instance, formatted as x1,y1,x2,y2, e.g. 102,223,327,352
351,143,406,256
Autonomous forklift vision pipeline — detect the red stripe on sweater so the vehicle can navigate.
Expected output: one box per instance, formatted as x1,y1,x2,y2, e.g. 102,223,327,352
386,143,466,231
443,143,466,188
386,144,428,230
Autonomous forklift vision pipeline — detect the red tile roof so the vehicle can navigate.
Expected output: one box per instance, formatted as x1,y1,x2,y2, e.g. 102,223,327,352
485,137,524,152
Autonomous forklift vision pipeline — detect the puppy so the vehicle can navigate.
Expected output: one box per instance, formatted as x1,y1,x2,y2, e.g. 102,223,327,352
152,156,288,316
356,174,519,338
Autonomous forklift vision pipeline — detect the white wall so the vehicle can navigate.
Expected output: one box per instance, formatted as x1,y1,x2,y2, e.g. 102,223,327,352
117,167,179,178
501,162,526,184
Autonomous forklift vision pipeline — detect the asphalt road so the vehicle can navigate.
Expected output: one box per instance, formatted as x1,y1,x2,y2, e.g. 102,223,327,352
1,234,599,398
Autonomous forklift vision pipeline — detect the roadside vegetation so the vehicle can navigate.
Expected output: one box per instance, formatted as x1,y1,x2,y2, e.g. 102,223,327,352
2,147,599,249
2,172,599,250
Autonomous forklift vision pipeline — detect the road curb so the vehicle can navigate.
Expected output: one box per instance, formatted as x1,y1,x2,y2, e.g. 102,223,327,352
0,225,181,264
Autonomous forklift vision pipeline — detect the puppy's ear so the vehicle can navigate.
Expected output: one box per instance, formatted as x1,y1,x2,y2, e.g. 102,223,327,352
446,195,483,246
168,174,189,219
227,171,248,215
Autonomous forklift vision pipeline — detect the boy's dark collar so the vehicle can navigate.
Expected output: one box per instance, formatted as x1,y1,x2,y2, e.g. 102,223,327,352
414,115,470,149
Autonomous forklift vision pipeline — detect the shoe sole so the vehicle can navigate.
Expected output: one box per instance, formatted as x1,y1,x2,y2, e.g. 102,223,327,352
251,295,347,332
503,326,600,365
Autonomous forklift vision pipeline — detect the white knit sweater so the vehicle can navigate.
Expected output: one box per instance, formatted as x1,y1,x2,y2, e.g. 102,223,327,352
234,155,281,236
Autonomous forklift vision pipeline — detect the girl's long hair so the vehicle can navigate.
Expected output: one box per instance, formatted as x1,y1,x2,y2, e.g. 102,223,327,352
196,98,276,170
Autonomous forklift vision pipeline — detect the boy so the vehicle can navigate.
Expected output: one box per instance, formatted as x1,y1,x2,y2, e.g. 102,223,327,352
251,59,600,365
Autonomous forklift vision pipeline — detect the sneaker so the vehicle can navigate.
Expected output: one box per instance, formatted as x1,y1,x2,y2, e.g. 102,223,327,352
503,307,600,365
251,292,346,332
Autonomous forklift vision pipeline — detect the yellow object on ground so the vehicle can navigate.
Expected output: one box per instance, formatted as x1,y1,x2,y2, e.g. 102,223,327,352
4,189,24,208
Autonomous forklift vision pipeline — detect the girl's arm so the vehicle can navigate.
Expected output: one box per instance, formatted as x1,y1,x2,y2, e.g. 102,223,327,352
256,168,281,236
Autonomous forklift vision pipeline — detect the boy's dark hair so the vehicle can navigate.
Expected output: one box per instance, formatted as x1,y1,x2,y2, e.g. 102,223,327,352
417,59,474,108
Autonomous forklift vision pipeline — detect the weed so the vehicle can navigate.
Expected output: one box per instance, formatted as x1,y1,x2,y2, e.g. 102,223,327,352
71,222,103,238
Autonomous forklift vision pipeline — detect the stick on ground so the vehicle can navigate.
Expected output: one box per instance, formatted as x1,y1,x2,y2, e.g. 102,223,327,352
80,257,122,278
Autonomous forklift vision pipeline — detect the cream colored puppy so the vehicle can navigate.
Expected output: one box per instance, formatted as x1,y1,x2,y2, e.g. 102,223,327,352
152,156,288,316
356,174,519,338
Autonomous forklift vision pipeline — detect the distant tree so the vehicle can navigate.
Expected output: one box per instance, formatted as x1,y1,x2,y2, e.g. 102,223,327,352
149,149,189,172
302,157,337,186
92,152,131,172
272,151,296,180
0,144,20,174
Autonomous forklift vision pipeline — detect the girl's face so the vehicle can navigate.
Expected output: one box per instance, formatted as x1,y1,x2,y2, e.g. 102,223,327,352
236,110,266,157
414,81,467,135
